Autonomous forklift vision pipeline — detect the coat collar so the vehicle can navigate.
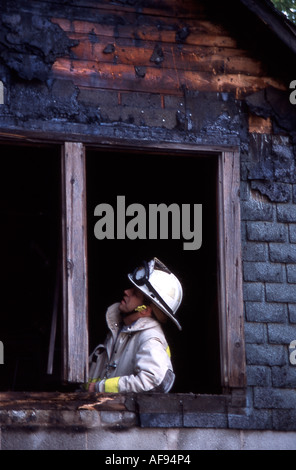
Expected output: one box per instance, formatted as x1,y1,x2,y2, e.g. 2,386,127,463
106,302,160,334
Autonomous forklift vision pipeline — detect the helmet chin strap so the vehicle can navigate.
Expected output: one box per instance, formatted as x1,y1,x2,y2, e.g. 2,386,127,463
122,304,147,318
134,305,147,312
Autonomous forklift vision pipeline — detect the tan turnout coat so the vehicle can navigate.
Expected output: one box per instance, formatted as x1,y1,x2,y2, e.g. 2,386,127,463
88,303,175,393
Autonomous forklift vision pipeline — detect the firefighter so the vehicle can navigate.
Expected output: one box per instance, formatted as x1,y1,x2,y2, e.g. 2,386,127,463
86,257,183,393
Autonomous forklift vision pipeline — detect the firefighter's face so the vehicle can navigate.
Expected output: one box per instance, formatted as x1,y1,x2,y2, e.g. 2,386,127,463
119,287,145,315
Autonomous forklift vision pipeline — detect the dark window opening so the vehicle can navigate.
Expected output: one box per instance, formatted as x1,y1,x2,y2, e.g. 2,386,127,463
0,144,62,391
86,150,221,394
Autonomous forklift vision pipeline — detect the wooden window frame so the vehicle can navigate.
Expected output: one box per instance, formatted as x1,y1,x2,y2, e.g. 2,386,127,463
61,142,88,383
61,141,246,391
0,137,245,391
217,150,246,390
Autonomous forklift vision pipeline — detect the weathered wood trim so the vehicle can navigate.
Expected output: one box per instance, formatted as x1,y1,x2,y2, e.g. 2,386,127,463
61,142,88,383
217,150,246,389
0,129,239,152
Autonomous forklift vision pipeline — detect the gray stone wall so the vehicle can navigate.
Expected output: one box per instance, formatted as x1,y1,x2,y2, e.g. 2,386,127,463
241,130,296,431
1,424,296,450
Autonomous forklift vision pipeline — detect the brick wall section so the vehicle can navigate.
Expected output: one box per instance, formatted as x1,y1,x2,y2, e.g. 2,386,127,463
241,138,296,430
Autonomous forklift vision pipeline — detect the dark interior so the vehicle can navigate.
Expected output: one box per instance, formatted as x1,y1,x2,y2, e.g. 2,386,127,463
86,149,222,394
0,144,62,391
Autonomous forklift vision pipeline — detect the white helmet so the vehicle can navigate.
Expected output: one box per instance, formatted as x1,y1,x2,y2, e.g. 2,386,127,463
128,257,183,330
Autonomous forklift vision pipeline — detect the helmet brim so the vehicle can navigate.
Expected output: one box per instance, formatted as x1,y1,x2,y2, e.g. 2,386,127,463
128,273,182,331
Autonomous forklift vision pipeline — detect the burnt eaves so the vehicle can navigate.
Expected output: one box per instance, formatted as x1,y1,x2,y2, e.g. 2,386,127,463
201,0,296,89
239,0,296,56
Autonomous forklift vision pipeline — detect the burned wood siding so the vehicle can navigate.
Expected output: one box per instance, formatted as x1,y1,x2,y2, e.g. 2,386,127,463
50,0,286,98
0,0,293,139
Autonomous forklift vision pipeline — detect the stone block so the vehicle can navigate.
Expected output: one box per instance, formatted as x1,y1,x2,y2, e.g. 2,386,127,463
289,224,296,242
247,221,287,242
273,409,296,431
246,365,271,386
269,243,296,263
243,282,264,301
246,344,286,366
266,283,296,302
243,262,284,282
267,323,296,344
241,199,273,221
244,322,265,344
254,387,296,409
277,204,296,223
288,304,296,323
228,409,272,430
271,365,296,388
287,264,296,283
245,302,286,322
243,242,268,262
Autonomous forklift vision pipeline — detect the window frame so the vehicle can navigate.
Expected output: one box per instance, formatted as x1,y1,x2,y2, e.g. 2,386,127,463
0,137,245,394
61,142,89,383
61,141,246,391
217,150,246,390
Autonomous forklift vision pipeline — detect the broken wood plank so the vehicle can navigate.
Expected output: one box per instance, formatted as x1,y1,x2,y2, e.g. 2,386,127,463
0,391,126,411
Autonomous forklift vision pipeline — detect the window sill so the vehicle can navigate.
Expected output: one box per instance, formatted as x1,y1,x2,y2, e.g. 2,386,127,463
0,391,246,429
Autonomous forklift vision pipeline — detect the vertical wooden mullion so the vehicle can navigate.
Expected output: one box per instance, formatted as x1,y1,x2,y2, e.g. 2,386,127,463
217,152,229,389
61,142,88,383
218,150,246,389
